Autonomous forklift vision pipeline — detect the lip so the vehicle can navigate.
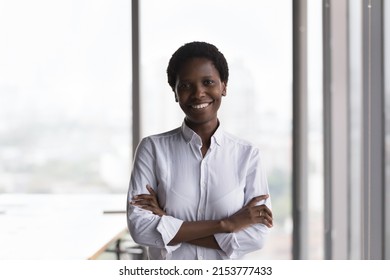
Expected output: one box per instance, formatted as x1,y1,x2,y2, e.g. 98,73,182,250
188,101,214,109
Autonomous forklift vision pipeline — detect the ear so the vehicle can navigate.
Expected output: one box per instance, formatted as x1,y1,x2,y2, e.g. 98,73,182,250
222,82,227,96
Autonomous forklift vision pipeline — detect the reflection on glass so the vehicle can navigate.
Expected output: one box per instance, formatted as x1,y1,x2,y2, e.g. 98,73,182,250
0,0,131,193
140,0,292,259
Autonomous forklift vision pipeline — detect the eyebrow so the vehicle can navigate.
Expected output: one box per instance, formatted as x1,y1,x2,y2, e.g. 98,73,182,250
178,75,216,81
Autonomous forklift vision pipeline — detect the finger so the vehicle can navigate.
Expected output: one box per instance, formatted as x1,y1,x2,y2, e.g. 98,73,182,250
254,205,273,218
139,202,161,209
138,205,160,214
137,200,161,209
263,212,273,224
260,206,273,218
146,184,155,195
262,218,273,228
246,195,267,207
133,194,154,200
256,212,273,227
248,194,269,206
131,197,155,206
254,207,273,223
139,205,165,216
256,194,269,201
139,205,155,211
130,199,148,206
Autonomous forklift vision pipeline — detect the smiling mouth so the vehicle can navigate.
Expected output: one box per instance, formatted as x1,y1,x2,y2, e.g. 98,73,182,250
190,102,212,109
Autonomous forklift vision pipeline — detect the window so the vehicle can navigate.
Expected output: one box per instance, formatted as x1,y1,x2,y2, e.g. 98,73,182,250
0,0,132,193
348,0,363,259
307,0,324,260
140,0,292,259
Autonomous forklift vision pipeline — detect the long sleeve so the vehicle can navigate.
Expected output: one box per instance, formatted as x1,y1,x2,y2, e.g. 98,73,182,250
126,137,183,257
126,123,271,259
214,148,271,259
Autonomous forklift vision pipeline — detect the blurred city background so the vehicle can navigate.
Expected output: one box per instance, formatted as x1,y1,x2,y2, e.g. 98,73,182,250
0,0,388,260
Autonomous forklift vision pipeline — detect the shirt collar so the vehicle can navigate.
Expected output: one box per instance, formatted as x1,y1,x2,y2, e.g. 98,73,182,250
181,120,223,146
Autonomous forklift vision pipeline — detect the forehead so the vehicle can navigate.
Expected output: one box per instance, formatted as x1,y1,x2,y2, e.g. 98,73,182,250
177,57,220,80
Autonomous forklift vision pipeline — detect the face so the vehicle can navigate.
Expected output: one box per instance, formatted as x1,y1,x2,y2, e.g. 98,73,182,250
174,57,227,128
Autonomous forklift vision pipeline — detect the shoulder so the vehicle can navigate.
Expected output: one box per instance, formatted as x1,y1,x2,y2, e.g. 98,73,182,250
147,127,182,140
142,127,182,145
137,127,182,149
220,130,264,164
134,127,182,160
222,130,258,151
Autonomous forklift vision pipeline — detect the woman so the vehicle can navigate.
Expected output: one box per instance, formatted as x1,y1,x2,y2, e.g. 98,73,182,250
127,41,273,260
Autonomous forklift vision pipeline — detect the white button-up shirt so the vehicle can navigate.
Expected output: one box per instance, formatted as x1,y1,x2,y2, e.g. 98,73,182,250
127,121,271,260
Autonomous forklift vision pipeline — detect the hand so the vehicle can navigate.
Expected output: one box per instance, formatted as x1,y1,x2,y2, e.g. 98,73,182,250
223,194,273,232
130,185,167,217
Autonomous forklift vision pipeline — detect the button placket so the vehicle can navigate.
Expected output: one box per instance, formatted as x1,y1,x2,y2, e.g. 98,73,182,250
197,148,209,260
199,159,209,220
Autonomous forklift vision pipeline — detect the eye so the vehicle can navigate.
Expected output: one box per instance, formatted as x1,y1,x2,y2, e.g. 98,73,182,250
178,83,190,90
203,79,215,86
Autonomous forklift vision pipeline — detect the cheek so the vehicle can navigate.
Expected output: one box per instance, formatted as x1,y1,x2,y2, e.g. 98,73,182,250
179,103,187,112
214,99,222,111
177,96,185,106
212,92,223,104
176,92,191,104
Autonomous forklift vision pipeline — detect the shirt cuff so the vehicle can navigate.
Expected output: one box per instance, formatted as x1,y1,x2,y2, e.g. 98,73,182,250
156,215,184,257
214,232,240,259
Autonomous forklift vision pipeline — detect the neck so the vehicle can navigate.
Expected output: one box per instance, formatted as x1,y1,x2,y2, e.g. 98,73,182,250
185,118,219,146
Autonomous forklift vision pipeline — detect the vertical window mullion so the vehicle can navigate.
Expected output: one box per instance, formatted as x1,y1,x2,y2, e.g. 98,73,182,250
323,0,349,259
385,0,390,260
322,0,332,260
292,0,308,260
131,0,140,155
362,0,385,260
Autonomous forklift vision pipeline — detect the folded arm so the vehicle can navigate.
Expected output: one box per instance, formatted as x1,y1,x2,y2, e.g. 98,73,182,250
131,185,272,249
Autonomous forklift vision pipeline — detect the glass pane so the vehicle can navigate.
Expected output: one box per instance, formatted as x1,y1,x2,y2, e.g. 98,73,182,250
348,0,363,259
140,0,292,259
307,0,324,260
0,0,131,193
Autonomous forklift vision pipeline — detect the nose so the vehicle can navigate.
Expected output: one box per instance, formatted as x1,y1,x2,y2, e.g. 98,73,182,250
192,84,206,98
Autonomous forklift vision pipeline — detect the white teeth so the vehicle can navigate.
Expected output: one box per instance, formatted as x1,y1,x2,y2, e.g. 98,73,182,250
191,103,209,109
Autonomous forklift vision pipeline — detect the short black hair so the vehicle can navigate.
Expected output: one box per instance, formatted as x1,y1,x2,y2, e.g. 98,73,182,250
166,41,229,91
